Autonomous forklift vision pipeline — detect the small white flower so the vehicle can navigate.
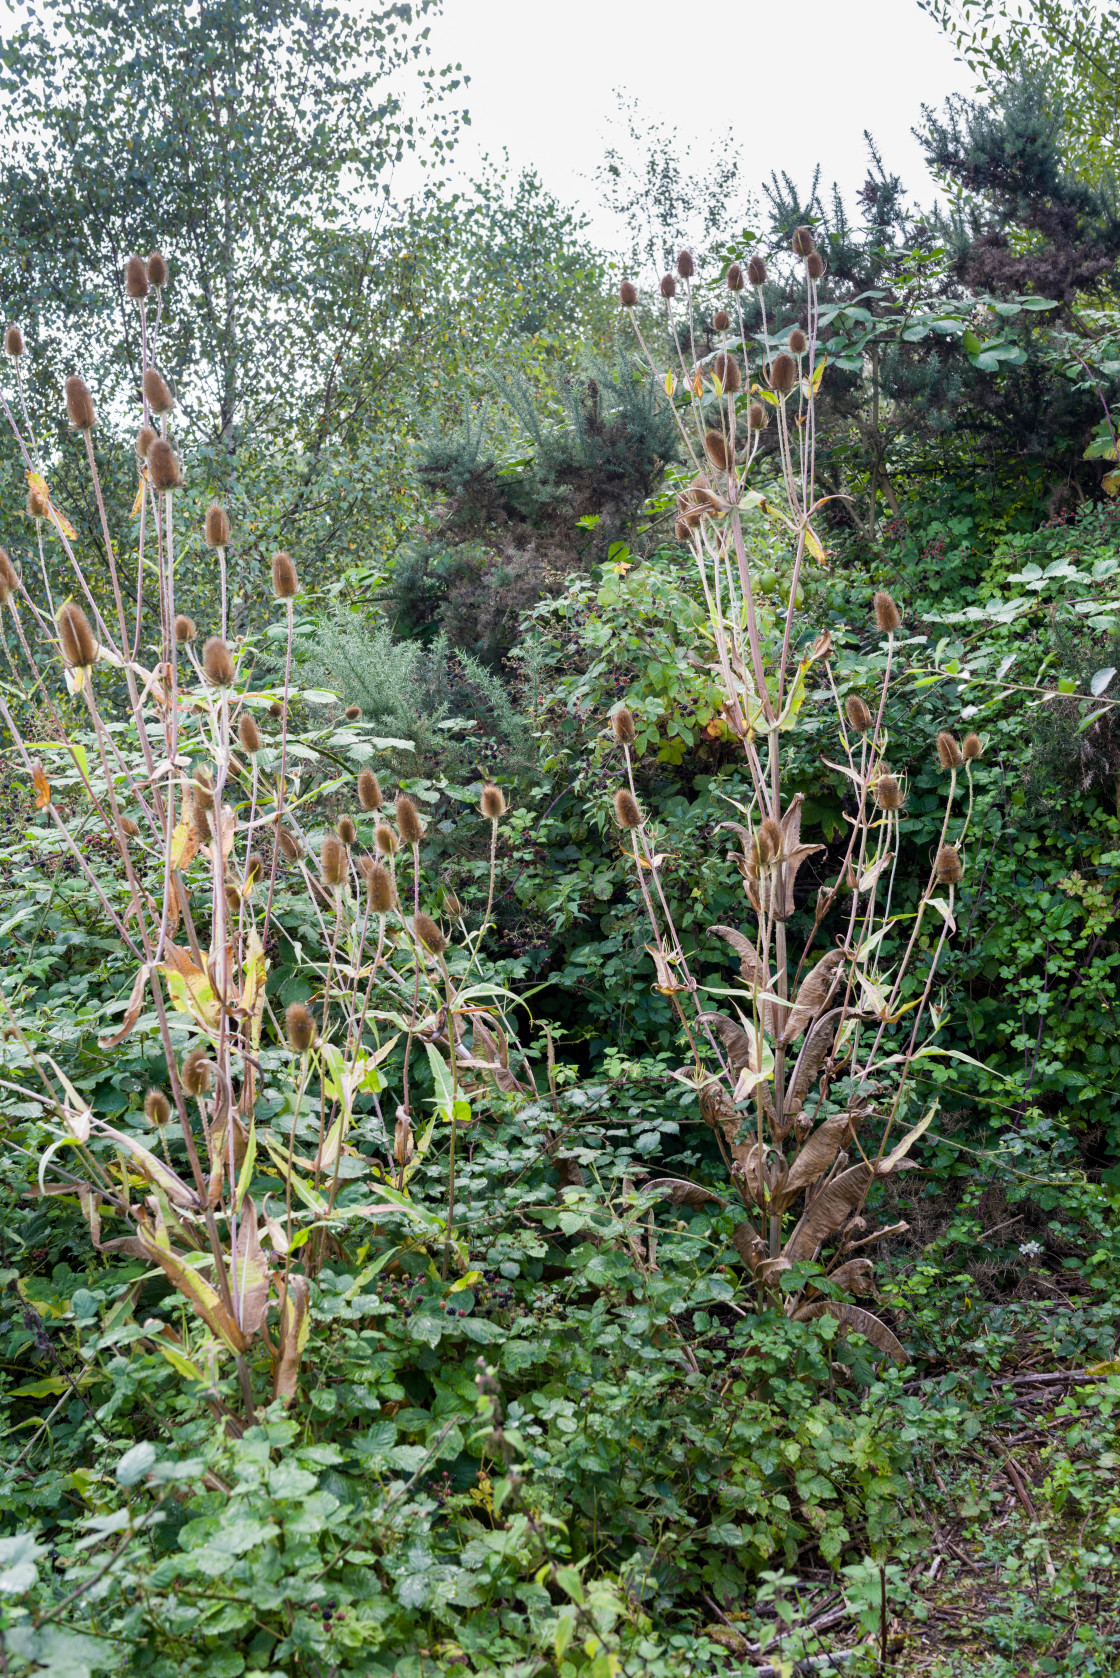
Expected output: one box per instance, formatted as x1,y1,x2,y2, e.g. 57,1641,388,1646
1019,1240,1044,1258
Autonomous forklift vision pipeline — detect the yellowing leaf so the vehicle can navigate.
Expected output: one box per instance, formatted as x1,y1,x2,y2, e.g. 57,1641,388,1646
804,524,826,563
31,763,51,809
169,820,199,871
663,370,675,398
130,467,149,518
26,471,78,540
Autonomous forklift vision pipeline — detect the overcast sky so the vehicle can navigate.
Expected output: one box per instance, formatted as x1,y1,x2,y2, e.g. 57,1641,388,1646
417,0,980,250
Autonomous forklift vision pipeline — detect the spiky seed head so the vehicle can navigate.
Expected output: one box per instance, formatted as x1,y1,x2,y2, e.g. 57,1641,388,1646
5,324,24,357
147,438,181,490
875,773,904,811
748,400,769,430
147,250,168,287
180,1048,213,1096
144,1088,170,1127
444,890,462,917
769,353,797,394
396,793,424,846
225,884,241,916
704,429,731,471
366,860,394,913
747,255,767,286
414,911,447,956
375,821,397,855
344,703,360,720
271,550,298,599
711,350,741,392
677,249,695,278
806,251,826,281
136,425,156,458
205,503,230,547
120,816,140,837
191,767,214,811
285,1002,316,1054
480,782,506,821
125,255,149,299
202,636,234,686
142,367,174,413
789,327,808,354
936,730,963,770
760,817,783,857
357,768,382,811
726,262,744,291
174,613,197,644
674,517,690,542
873,590,902,632
235,711,260,754
394,1111,414,1166
0,548,16,605
320,833,345,885
64,375,95,431
845,693,872,733
278,825,301,860
242,849,263,883
713,308,730,331
935,843,963,885
792,225,816,256
619,280,638,307
56,602,97,668
269,700,283,719
26,484,48,519
610,706,636,745
754,827,774,867
962,732,983,761
338,815,357,846
614,788,641,830
659,273,677,299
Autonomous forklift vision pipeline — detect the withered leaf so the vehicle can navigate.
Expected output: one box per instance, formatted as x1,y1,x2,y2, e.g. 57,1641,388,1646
792,1300,905,1362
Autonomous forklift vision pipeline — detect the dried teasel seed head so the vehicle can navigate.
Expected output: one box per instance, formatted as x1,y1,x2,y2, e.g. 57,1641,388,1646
271,550,298,599
618,280,638,308
414,911,447,956
789,327,808,354
711,350,741,393
396,793,424,846
245,850,264,884
759,817,783,857
225,884,241,916
344,704,361,721
338,815,357,846
147,438,181,490
64,375,95,431
278,824,301,860
238,711,261,753
180,1048,213,1097
285,1001,316,1054
205,503,230,548
26,484,49,519
677,249,695,278
726,261,744,292
125,255,149,299
935,843,963,885
768,353,797,394
136,425,156,459
202,636,234,687
873,590,902,632
174,613,196,644
269,700,284,719
0,548,17,605
610,706,636,745
660,273,677,299
444,890,462,917
806,251,826,281
875,773,905,812
120,816,140,837
357,768,382,811
704,429,731,471
480,782,506,821
143,367,174,414
147,251,168,288
320,833,345,885
754,827,775,867
748,401,769,430
5,324,24,357
394,1110,414,1166
713,308,730,331
614,788,641,830
792,225,816,257
747,255,767,286
962,732,983,761
674,517,690,541
845,693,872,733
56,602,98,668
366,859,394,913
375,821,397,856
144,1088,170,1127
936,730,964,770
191,767,214,811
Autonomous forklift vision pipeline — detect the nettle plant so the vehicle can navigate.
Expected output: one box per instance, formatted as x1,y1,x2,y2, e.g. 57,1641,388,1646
0,266,525,1424
613,237,985,1356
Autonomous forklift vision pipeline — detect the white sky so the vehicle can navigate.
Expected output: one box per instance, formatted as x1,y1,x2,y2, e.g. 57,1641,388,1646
417,0,980,249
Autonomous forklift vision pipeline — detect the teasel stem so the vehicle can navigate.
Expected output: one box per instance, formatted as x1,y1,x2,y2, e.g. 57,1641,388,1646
354,909,388,1052
399,843,423,1117
439,951,459,1282
261,597,295,950
460,814,500,989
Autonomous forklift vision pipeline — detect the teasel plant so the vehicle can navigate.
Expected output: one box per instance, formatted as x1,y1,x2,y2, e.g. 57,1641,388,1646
0,264,531,1423
612,236,983,1358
